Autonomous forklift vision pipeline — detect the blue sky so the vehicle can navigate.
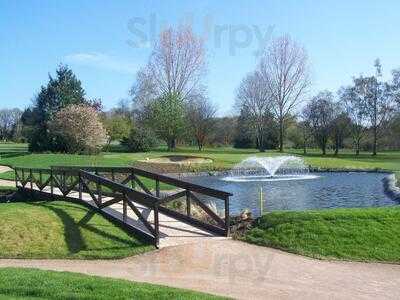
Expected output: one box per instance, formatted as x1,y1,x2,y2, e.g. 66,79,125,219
1,0,400,115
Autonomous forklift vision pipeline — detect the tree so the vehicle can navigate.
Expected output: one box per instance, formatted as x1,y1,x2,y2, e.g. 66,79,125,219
0,108,22,141
210,116,237,146
286,119,311,154
148,92,186,150
26,65,87,152
390,68,400,107
259,35,310,152
236,71,272,152
363,60,394,155
339,84,367,155
233,109,255,149
121,127,158,152
50,104,108,154
330,106,351,155
102,114,133,149
303,91,335,155
187,96,216,151
131,25,206,150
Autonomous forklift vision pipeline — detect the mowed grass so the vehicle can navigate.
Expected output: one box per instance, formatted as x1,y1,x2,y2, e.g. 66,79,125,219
0,201,154,259
0,268,226,300
0,143,399,181
244,206,400,263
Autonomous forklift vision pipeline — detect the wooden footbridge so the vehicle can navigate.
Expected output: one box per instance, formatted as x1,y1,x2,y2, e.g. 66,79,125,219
13,166,232,248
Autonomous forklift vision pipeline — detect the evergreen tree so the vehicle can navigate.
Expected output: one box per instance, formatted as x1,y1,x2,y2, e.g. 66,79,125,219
26,65,87,152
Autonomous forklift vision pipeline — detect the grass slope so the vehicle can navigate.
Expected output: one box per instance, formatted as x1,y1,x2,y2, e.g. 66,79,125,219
0,201,153,259
244,206,400,263
0,268,226,300
1,143,399,177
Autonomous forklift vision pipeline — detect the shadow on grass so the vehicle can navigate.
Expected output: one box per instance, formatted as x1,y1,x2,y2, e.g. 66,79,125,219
37,203,87,254
0,152,29,158
32,202,145,254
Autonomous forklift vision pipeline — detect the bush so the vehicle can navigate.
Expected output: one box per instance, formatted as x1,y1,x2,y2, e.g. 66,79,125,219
121,127,158,152
50,104,108,154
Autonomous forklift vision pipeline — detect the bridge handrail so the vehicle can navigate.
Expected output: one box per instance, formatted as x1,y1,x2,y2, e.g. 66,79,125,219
14,165,231,240
50,165,233,200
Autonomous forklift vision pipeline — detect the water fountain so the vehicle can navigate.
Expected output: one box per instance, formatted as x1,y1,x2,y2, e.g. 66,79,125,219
185,156,395,214
223,156,319,182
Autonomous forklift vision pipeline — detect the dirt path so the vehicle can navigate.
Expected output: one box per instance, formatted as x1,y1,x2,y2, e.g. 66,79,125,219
1,240,399,299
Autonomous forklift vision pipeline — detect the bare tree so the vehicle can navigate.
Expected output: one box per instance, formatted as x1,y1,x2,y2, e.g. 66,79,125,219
339,84,367,155
364,59,395,155
210,116,237,146
187,96,217,151
0,108,22,141
259,35,310,152
236,71,272,152
131,25,206,150
391,69,400,107
330,105,351,156
303,91,335,155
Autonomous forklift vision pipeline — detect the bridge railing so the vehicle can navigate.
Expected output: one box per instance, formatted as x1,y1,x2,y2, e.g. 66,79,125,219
14,166,232,244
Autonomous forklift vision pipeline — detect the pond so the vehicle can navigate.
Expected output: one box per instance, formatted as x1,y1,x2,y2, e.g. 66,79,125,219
184,172,398,215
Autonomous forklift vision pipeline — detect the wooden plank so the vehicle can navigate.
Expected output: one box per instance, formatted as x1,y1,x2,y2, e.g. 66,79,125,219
37,176,52,191
186,190,191,216
120,174,132,185
158,205,226,236
125,195,156,236
80,171,159,207
51,175,63,193
157,190,187,205
63,178,80,196
189,192,226,228
81,180,100,206
52,165,232,199
99,196,123,209
132,174,153,195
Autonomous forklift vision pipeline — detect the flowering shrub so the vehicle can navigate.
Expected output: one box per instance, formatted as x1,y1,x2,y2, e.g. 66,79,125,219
50,104,108,154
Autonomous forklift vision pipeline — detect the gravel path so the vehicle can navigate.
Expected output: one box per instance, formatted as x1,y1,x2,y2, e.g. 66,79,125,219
1,240,399,300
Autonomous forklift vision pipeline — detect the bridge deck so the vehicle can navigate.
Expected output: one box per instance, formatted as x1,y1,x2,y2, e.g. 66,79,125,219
25,184,226,248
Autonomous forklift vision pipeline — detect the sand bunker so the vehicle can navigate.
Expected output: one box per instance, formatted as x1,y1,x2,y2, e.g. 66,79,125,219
139,155,213,165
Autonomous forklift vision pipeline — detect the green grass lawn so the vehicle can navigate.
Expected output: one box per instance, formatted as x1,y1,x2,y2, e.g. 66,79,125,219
0,268,226,300
243,206,400,263
0,143,399,181
0,200,154,259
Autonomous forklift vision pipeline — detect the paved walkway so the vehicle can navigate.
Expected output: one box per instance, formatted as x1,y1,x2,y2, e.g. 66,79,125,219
1,240,399,300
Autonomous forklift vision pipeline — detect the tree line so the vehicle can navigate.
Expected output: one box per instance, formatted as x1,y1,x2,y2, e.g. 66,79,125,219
2,25,400,155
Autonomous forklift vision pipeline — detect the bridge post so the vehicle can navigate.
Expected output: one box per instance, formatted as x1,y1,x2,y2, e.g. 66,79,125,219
123,197,127,222
21,169,24,188
224,195,230,236
29,169,33,190
155,179,160,197
154,204,160,247
97,178,102,205
50,169,54,197
14,168,17,188
186,190,191,216
78,172,82,200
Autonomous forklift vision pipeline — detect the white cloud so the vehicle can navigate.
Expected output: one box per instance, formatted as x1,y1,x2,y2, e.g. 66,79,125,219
65,52,137,75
